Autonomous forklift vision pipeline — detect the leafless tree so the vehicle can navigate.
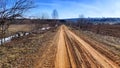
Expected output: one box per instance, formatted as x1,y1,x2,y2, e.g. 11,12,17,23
40,13,49,19
0,0,34,45
52,9,58,19
77,14,92,30
51,9,59,27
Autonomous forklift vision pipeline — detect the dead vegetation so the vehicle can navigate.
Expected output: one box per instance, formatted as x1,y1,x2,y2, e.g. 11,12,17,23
81,31,120,56
86,25,120,38
0,27,58,68
71,27,120,66
0,0,34,45
8,24,34,33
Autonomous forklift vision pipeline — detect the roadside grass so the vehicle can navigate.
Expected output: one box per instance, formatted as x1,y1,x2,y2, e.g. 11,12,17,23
8,24,34,33
70,27,120,56
0,28,57,68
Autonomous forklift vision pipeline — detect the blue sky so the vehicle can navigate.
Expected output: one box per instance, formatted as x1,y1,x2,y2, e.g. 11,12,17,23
26,0,120,19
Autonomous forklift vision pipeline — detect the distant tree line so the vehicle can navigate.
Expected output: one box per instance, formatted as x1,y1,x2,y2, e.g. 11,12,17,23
64,17,120,37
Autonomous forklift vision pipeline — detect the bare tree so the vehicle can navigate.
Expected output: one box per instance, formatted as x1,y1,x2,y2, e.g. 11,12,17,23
78,14,85,30
41,13,49,19
0,0,34,45
77,14,91,30
51,9,59,27
52,9,58,19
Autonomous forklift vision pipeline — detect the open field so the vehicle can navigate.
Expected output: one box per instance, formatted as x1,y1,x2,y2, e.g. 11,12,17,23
86,25,120,38
0,0,120,68
0,25,120,68
8,24,34,33
0,24,35,38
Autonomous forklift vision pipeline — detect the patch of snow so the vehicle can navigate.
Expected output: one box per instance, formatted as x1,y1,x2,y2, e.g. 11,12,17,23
0,32,30,45
25,33,29,35
46,27,50,30
41,27,46,30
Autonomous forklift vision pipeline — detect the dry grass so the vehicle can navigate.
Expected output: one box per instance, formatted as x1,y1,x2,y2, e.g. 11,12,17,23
0,27,57,68
8,24,35,33
83,31,120,46
87,25,120,38
71,28,120,56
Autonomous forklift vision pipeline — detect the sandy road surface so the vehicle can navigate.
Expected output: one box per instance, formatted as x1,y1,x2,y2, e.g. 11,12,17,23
35,25,120,68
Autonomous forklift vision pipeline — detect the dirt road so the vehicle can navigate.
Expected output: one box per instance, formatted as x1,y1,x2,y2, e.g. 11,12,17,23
35,25,120,68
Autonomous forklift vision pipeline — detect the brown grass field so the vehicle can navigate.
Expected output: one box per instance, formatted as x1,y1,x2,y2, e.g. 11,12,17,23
0,25,120,68
8,24,34,33
87,25,120,38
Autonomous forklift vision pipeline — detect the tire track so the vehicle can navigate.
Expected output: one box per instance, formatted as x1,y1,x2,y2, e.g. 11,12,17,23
55,27,71,68
34,25,120,68
64,25,119,68
64,30,103,68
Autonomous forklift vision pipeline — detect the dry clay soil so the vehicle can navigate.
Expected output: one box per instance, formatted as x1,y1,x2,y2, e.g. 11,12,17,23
34,25,120,68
